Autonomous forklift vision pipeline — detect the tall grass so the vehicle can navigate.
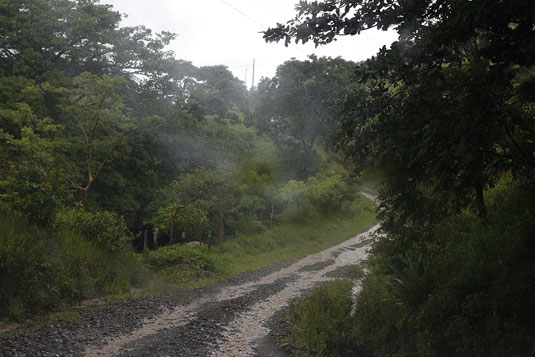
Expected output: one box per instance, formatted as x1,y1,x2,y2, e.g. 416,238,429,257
143,194,377,285
283,177,535,356
286,279,363,357
0,210,145,322
211,196,376,277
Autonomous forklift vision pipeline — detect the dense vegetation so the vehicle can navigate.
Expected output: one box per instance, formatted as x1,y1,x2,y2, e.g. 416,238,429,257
2,1,534,355
267,0,535,355
0,0,375,321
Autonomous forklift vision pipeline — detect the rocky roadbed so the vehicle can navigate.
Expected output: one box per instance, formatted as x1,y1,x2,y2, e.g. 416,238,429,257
0,262,298,357
1,195,378,356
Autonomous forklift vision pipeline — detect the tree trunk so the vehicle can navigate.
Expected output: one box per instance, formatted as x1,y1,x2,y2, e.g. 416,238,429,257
143,229,148,252
169,214,175,245
82,188,89,211
219,211,224,244
153,227,159,249
270,202,274,229
474,181,487,221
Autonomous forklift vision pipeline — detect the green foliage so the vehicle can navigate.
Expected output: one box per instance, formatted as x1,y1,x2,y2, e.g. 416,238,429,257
306,170,353,214
350,179,535,356
54,204,131,253
0,208,144,322
268,5,535,354
254,56,355,179
277,169,356,218
189,65,248,121
143,245,222,286
266,0,535,227
264,0,534,67
211,194,377,277
144,245,215,271
286,280,364,357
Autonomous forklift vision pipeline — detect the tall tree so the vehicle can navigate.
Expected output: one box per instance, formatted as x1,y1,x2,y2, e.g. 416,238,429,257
254,55,355,178
265,0,535,225
187,65,248,121
62,73,131,210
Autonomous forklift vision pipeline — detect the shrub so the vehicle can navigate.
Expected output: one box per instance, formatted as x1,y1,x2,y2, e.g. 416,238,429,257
54,204,131,253
349,178,535,356
143,245,217,284
286,279,365,357
0,208,144,322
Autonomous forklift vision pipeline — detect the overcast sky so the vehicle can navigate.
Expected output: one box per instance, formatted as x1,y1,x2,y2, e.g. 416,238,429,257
102,0,398,88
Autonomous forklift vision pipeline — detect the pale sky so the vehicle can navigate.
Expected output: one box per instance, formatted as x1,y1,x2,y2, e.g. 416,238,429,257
102,0,398,88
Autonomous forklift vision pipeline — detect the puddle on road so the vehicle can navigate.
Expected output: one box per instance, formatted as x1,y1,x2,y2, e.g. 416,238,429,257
85,224,379,357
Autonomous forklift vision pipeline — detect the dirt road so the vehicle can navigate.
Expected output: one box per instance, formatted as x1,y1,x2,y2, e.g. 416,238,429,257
0,192,377,357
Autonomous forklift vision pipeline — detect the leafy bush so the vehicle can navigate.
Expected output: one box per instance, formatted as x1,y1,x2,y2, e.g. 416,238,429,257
54,204,131,252
282,178,535,356
144,244,215,271
286,279,365,357
350,178,535,356
143,245,217,284
0,208,144,322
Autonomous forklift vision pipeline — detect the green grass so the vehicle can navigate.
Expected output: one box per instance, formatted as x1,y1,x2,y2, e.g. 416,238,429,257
211,200,376,278
285,279,363,357
0,209,147,323
144,194,377,287
36,310,83,327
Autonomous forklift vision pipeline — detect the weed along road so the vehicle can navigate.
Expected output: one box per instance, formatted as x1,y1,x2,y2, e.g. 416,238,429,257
1,191,378,357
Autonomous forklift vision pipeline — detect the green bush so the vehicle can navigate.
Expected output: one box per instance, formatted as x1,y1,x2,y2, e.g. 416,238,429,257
282,179,535,356
144,244,215,271
0,208,144,322
349,178,535,356
143,245,217,284
286,279,365,357
54,204,131,253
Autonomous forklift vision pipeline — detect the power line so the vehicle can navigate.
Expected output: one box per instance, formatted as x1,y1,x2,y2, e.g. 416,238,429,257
220,0,266,29
219,0,309,56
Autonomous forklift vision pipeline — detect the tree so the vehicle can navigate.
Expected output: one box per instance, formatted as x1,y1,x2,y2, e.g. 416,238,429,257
264,0,534,67
254,55,355,178
277,180,307,215
0,0,179,85
265,0,535,226
187,65,248,122
63,73,131,210
150,169,226,245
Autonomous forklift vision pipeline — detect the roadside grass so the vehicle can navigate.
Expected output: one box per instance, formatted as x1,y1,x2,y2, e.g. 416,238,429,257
144,194,377,287
212,200,376,278
0,195,376,329
284,279,362,357
36,310,83,327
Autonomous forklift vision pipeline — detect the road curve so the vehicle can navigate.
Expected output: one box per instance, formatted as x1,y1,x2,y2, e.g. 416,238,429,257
0,190,378,357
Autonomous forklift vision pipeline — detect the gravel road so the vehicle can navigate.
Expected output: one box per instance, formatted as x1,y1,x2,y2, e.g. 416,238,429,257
0,192,377,357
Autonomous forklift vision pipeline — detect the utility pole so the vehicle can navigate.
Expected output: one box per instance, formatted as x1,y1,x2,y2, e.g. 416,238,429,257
251,58,255,90
244,68,248,88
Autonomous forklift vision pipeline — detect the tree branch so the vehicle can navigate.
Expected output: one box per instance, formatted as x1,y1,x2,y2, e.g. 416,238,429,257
172,177,227,217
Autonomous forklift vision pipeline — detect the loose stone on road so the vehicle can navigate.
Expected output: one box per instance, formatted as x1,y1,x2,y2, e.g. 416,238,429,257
1,191,378,357
85,224,378,356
